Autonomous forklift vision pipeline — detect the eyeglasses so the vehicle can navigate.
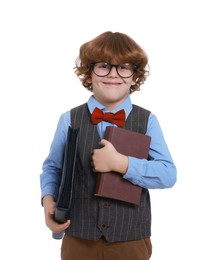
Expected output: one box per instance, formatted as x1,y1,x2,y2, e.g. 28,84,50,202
91,62,137,78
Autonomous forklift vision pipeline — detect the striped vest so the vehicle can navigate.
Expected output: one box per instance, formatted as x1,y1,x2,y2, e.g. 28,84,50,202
65,103,151,242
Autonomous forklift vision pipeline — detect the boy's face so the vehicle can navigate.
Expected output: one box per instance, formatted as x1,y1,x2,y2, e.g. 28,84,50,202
91,66,135,110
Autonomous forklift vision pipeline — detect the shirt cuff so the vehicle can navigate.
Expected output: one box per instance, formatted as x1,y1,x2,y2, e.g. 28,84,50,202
123,156,145,186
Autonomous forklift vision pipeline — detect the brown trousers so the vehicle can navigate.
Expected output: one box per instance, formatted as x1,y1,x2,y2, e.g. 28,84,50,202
61,235,152,260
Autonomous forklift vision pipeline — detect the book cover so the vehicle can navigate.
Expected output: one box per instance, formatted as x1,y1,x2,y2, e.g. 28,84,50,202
94,126,151,205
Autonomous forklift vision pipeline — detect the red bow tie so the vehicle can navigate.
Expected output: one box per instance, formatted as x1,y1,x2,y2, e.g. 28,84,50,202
91,107,126,127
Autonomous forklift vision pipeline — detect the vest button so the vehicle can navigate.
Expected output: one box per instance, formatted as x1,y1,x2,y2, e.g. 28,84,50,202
101,224,109,228
103,202,110,207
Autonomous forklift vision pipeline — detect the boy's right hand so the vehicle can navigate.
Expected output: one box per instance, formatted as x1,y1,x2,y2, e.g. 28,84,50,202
42,195,71,234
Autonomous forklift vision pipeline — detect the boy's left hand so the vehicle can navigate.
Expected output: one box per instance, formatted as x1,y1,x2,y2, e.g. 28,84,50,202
91,139,128,175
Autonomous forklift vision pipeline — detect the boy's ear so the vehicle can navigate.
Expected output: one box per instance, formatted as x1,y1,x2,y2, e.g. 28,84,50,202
87,76,92,84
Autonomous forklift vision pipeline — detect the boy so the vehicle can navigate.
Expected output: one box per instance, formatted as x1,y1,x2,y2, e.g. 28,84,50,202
40,31,177,260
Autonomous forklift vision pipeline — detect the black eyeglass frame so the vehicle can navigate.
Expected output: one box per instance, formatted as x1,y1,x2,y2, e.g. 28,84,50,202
90,62,138,78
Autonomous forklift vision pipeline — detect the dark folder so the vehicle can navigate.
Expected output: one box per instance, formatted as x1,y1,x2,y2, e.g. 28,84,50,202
52,126,78,239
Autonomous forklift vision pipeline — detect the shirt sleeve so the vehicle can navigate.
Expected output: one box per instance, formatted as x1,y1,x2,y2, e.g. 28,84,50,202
123,113,177,189
40,111,71,201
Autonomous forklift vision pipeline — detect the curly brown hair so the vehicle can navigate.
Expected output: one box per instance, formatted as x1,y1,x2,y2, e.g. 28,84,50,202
74,31,149,93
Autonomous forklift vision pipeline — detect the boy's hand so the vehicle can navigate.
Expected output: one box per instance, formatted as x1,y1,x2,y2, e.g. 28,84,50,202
91,139,128,175
43,195,71,234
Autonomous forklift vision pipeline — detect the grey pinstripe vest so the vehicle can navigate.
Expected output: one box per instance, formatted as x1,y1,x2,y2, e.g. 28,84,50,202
65,103,151,242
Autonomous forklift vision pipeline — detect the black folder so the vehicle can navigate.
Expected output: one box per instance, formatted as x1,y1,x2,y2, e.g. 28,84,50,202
52,126,79,239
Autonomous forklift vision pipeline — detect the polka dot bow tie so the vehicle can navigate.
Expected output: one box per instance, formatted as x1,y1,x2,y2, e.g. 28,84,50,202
91,107,126,127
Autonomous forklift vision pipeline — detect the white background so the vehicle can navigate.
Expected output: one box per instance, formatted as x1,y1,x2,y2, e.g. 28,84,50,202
0,0,218,259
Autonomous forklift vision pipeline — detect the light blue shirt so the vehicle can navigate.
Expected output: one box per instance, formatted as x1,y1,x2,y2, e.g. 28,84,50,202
40,95,177,200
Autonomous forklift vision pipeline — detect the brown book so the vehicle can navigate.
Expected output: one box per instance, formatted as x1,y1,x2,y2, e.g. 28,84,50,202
94,126,151,205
